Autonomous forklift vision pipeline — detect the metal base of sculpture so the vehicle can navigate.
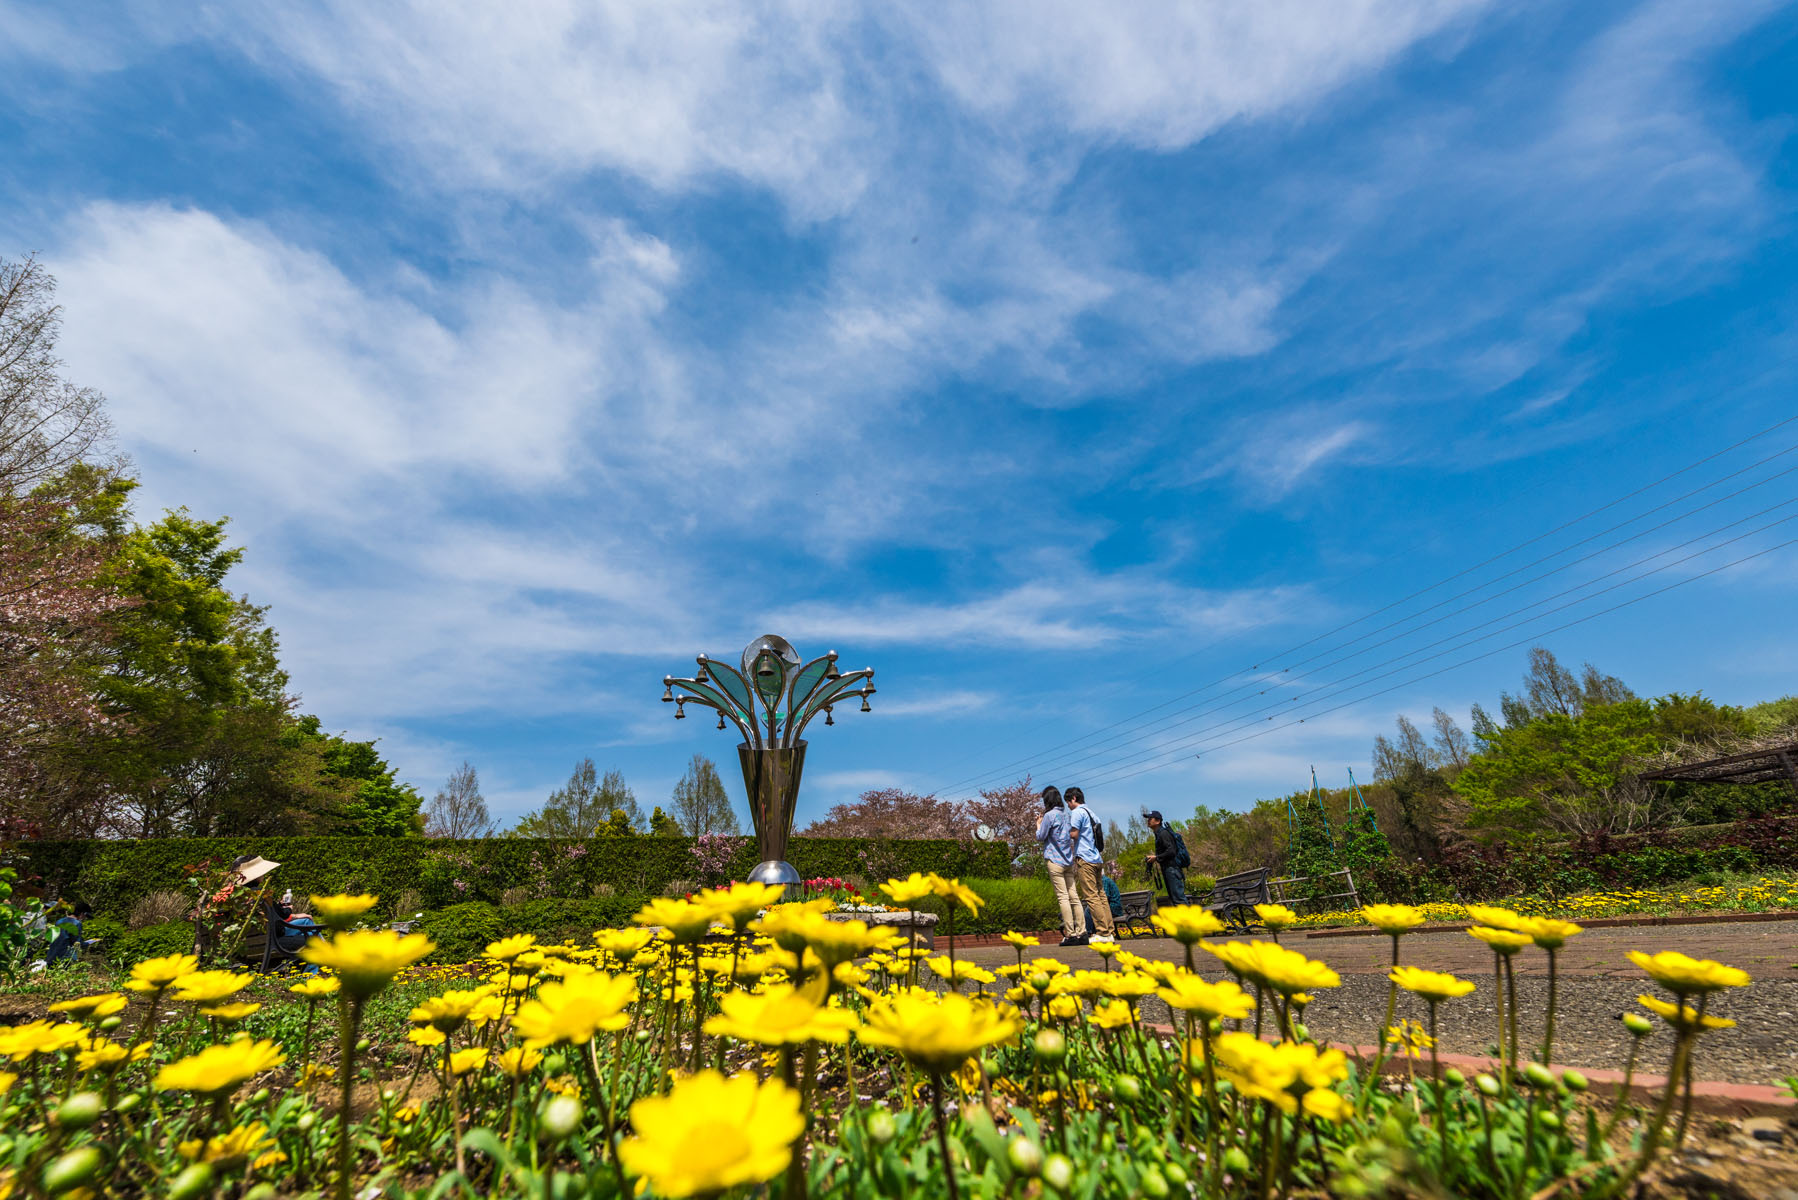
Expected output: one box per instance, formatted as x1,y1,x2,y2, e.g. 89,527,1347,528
740,742,806,899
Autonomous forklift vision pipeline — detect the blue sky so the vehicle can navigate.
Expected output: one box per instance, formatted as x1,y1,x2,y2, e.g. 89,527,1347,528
5,1,1797,830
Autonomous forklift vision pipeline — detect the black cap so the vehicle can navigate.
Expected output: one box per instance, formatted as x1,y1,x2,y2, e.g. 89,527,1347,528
1146,810,1162,821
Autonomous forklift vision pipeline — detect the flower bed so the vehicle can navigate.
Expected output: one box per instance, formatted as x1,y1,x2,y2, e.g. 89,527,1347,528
1292,874,1798,929
0,883,1770,1198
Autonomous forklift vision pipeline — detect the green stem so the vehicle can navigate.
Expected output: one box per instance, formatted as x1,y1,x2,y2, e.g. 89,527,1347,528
1429,1002,1448,1184
1539,947,1558,1066
932,1070,961,1200
335,995,364,1200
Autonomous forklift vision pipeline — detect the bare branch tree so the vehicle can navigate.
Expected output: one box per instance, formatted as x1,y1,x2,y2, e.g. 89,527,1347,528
0,256,115,497
424,761,493,839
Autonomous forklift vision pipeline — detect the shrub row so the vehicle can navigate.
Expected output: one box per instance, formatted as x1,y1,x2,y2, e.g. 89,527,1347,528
13,835,1011,918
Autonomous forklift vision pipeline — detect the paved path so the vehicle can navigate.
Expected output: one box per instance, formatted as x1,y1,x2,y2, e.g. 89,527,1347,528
954,921,1798,1085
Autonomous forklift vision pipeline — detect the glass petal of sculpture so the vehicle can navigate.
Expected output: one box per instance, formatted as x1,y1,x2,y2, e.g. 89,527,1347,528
662,635,875,894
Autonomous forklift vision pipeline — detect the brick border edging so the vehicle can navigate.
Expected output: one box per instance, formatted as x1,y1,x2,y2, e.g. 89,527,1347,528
935,930,1065,951
1141,1024,1796,1117
1304,909,1798,940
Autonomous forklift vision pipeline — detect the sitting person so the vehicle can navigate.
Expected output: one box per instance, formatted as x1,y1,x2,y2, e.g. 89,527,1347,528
44,901,92,966
1082,872,1125,938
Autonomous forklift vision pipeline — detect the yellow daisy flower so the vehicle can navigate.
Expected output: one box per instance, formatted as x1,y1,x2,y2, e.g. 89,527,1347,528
619,1070,803,1198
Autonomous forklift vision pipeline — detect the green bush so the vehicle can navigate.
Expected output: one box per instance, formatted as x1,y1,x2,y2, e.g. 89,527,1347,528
416,902,506,963
110,920,194,967
16,835,1010,921
911,877,1063,935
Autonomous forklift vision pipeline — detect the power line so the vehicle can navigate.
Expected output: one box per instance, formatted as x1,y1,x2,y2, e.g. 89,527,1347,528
925,412,1798,788
1074,506,1798,781
1080,534,1798,788
942,438,1798,793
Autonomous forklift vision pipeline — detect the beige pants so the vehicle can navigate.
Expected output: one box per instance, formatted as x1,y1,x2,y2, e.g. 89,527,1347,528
1047,860,1081,937
1076,861,1114,936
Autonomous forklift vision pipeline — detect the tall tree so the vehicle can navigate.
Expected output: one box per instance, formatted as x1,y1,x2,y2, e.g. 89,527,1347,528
424,761,493,839
512,759,639,838
1430,707,1471,771
670,754,740,837
965,776,1039,846
0,256,113,496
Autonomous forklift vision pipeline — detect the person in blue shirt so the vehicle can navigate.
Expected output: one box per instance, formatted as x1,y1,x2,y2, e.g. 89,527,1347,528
1034,786,1082,946
1065,787,1114,940
45,901,91,966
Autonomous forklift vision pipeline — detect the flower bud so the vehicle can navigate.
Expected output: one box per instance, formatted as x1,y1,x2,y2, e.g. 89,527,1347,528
1007,1135,1044,1176
1561,1069,1589,1093
1443,1068,1465,1087
1474,1074,1501,1097
54,1092,103,1130
167,1163,214,1200
114,1092,143,1115
1538,1110,1561,1130
250,1088,271,1105
1524,1063,1555,1089
544,1053,569,1075
866,1110,897,1145
1223,1147,1252,1174
540,1094,582,1142
634,1029,653,1045
97,1016,123,1033
1111,1074,1142,1102
244,1185,278,1200
298,1111,317,1132
1292,1023,1310,1041
1622,1013,1652,1037
1033,1030,1066,1063
355,1038,371,1053
1140,1166,1170,1197
1029,972,1052,992
1042,1153,1075,1194
1164,1162,1189,1186
42,1147,103,1195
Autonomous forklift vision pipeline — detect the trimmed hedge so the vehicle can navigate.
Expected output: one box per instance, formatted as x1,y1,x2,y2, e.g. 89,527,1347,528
12,835,1011,918
417,897,653,962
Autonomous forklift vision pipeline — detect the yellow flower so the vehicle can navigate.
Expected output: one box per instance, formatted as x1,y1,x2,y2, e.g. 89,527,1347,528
1048,995,1081,1021
1626,951,1751,995
169,970,254,1005
407,1027,446,1048
47,993,127,1019
155,1039,286,1096
635,898,718,944
300,930,436,998
310,894,379,929
75,1035,142,1072
619,1070,804,1199
126,953,200,994
0,1020,86,1061
927,957,997,988
705,986,861,1046
1101,972,1159,1001
929,875,985,916
1464,905,1525,931
1303,1087,1353,1122
288,976,340,998
879,873,937,905
698,882,788,931
448,1048,488,1076
1520,917,1583,950
178,1121,276,1169
751,908,894,967
495,1046,543,1077
1203,941,1340,995
1001,932,1040,950
1390,966,1476,1002
1636,994,1736,1031
1157,974,1256,1020
1361,904,1425,935
1151,906,1226,944
410,987,496,1034
1254,904,1299,931
297,1063,336,1088
485,934,538,963
1467,927,1531,955
0,1070,15,1093
593,927,657,964
1088,999,1139,1030
859,991,1024,1072
198,1002,263,1022
1202,1033,1348,1113
512,972,638,1048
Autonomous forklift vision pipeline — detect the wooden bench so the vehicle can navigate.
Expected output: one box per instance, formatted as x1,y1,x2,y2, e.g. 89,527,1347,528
1114,889,1158,938
1204,867,1272,933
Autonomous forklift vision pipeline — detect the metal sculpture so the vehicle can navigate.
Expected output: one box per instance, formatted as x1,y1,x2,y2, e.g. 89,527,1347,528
661,635,876,891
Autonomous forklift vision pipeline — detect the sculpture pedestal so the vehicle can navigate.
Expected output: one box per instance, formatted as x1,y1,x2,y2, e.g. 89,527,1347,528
746,859,802,901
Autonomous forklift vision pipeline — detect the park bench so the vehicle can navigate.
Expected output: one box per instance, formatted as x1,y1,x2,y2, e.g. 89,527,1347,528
1114,889,1158,938
1268,867,1360,914
240,894,326,973
1204,867,1273,932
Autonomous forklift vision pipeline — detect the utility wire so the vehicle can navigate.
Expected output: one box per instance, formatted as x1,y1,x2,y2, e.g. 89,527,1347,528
928,412,1798,790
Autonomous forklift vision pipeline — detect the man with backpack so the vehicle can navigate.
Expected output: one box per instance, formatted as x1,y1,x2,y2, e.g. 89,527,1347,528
1145,810,1189,906
1064,787,1113,941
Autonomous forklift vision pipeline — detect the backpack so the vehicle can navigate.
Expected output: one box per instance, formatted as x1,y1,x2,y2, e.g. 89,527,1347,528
1172,829,1191,869
1091,815,1105,854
